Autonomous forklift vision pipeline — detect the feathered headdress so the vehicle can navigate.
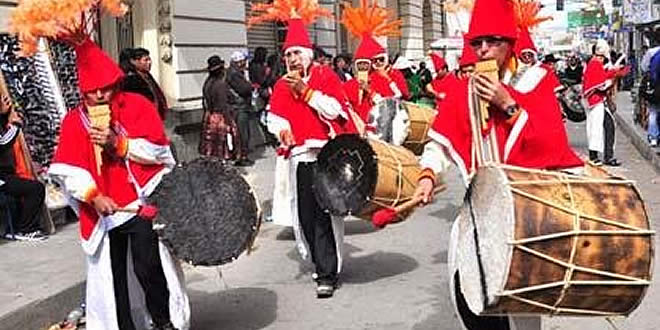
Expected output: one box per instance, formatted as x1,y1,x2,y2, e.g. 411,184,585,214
247,0,332,50
513,0,552,30
9,0,128,56
341,0,401,59
512,0,552,56
341,0,401,40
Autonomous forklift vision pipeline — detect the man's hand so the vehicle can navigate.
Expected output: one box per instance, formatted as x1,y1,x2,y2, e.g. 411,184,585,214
359,80,370,93
473,74,516,111
284,72,307,95
89,126,117,149
414,177,435,205
279,129,295,147
91,195,118,216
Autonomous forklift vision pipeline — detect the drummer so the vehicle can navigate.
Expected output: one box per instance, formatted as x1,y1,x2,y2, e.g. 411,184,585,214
48,38,188,330
253,1,356,298
412,0,583,328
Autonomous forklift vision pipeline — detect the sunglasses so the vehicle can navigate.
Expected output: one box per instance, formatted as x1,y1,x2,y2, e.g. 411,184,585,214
372,56,387,64
469,36,508,49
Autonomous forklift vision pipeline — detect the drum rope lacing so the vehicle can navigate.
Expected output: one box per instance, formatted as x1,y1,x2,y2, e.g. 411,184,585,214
495,165,653,316
368,139,416,209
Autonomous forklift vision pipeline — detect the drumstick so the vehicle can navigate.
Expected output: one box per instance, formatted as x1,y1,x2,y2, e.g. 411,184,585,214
117,205,159,221
371,186,447,228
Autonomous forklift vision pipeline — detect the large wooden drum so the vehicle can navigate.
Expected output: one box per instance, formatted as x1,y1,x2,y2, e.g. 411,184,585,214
314,134,421,221
456,164,653,316
400,102,436,155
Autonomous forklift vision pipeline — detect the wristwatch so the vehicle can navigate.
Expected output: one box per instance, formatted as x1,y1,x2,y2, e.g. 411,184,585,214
504,103,520,118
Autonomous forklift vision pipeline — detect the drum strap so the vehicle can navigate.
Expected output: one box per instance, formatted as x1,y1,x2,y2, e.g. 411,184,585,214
464,184,490,310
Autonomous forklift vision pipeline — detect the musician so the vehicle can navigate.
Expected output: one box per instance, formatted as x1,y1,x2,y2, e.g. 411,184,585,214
514,28,565,114
49,38,189,330
413,0,582,328
583,39,627,166
265,15,354,298
426,52,450,103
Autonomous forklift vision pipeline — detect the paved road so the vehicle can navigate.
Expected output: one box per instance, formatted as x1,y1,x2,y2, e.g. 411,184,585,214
184,117,660,330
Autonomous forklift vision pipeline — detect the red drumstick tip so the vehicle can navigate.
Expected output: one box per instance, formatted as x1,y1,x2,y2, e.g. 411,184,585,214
371,208,397,229
138,205,159,221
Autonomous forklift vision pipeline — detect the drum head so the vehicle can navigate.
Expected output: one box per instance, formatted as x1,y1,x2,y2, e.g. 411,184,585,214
148,158,260,266
314,134,378,216
560,85,586,123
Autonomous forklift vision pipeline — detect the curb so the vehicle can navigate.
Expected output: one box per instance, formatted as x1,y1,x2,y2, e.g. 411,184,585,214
0,282,84,330
614,110,660,175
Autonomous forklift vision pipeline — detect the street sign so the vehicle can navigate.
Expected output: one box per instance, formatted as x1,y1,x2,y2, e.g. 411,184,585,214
568,10,609,28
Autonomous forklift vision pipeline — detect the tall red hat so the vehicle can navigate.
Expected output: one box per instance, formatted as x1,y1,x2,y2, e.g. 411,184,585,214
459,44,479,67
466,0,517,41
513,28,537,57
283,18,313,50
430,52,447,71
76,39,124,93
354,35,386,59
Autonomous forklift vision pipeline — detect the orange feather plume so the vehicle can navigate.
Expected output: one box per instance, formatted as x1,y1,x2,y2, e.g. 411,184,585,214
247,0,333,27
9,0,127,56
341,0,402,38
513,0,552,30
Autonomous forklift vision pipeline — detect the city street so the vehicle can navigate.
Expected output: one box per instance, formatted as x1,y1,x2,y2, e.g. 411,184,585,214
183,118,660,330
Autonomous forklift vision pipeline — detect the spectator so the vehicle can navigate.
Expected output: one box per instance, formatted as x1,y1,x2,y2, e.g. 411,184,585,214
333,54,352,82
249,47,268,88
199,55,240,160
119,48,169,120
0,93,47,241
647,43,660,147
227,51,255,166
417,61,433,91
563,54,584,86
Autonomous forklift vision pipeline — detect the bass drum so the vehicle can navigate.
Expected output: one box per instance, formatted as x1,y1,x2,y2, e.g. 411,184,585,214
314,134,421,221
559,84,587,122
148,158,261,266
455,164,653,317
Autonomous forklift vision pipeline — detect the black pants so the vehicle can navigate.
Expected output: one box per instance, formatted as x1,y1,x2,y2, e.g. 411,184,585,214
454,272,510,330
109,217,171,329
0,175,44,233
603,110,616,161
297,162,338,285
236,110,252,157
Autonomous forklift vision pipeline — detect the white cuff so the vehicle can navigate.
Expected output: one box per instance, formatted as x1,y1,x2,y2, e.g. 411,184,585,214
308,91,347,120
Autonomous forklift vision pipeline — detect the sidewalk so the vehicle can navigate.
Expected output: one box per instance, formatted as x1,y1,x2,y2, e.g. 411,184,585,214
614,91,660,174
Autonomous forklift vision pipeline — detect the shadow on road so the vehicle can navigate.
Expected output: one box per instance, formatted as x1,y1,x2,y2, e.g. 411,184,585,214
344,218,378,236
189,287,278,330
341,244,419,284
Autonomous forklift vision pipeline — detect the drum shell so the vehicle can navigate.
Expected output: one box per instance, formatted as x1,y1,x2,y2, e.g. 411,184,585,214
401,102,436,155
458,165,653,316
360,139,421,219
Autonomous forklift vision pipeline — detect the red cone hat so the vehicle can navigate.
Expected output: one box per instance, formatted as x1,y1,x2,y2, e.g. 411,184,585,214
430,52,447,71
459,44,479,67
466,0,517,41
76,39,124,93
514,28,537,57
283,18,313,50
354,34,386,60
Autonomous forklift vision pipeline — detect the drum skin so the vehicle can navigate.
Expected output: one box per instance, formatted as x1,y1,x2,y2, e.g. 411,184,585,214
458,165,653,316
314,134,421,221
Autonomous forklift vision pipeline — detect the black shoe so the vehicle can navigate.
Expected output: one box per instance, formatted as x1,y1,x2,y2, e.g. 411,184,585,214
316,283,335,299
588,158,602,167
234,158,255,167
603,158,621,167
3,230,48,241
